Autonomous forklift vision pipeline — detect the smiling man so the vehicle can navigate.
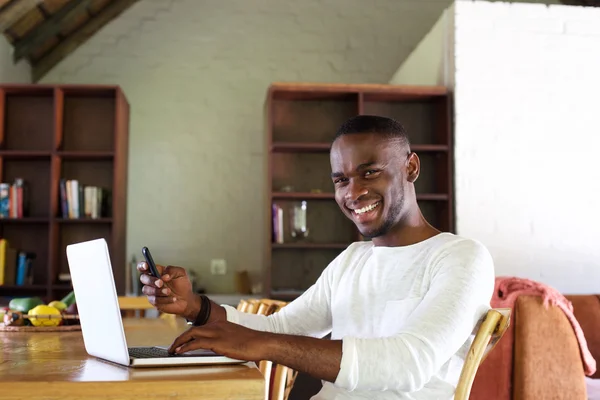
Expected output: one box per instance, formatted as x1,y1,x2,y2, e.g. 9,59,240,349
138,115,495,400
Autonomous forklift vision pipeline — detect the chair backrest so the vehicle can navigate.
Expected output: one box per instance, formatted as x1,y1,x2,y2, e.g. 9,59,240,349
237,298,297,400
454,308,511,400
118,296,154,318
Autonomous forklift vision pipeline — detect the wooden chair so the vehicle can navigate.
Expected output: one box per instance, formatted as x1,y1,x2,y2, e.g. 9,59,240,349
454,308,511,400
237,298,297,400
117,296,176,322
118,296,154,318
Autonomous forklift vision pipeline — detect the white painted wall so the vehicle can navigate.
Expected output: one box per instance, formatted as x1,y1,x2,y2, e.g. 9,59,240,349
0,36,30,83
40,0,459,293
389,4,455,87
392,0,600,294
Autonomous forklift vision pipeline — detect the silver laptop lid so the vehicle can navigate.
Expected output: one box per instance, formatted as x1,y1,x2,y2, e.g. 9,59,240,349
66,238,130,366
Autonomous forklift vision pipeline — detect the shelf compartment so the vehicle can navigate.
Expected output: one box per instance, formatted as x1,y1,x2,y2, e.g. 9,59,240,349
1,159,52,218
60,159,113,219
60,92,116,152
270,91,359,143
272,152,333,194
271,199,356,245
61,159,113,189
270,250,341,292
419,201,452,232
2,91,54,151
56,223,112,283
362,96,450,145
0,224,49,286
414,152,450,194
271,248,341,295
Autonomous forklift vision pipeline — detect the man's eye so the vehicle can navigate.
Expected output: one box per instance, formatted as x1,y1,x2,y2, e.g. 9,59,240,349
365,170,379,177
334,177,348,184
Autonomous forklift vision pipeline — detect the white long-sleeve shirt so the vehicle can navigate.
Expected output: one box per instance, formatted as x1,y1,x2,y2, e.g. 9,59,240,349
223,232,495,399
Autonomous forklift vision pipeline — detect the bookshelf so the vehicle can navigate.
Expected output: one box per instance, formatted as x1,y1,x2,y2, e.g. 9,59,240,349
265,82,453,300
0,84,129,302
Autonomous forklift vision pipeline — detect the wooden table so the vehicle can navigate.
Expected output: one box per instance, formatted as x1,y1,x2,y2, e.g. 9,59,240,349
0,318,264,400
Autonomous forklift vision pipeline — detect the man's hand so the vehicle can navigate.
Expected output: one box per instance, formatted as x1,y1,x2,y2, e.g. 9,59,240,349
168,320,269,362
169,320,342,384
137,262,199,320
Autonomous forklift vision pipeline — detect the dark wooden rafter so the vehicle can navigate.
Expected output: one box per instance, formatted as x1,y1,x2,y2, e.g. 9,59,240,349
4,26,17,41
35,1,48,17
35,2,64,40
13,0,92,63
32,0,139,82
0,0,42,31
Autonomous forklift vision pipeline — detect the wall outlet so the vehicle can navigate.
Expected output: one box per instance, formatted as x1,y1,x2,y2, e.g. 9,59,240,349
210,259,227,275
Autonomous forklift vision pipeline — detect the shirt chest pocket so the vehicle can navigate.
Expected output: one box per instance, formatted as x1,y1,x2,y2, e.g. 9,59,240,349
380,298,422,336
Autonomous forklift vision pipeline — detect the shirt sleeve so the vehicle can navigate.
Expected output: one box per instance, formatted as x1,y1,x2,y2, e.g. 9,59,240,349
334,239,495,393
222,253,339,339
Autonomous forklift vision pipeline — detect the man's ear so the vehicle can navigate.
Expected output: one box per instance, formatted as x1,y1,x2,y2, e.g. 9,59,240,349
406,152,420,183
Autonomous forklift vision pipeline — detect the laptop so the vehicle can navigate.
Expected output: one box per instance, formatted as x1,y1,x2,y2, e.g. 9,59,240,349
66,238,245,367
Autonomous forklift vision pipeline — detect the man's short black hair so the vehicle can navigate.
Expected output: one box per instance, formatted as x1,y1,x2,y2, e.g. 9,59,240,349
334,115,410,148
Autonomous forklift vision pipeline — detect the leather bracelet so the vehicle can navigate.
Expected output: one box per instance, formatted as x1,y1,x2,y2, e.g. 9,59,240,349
192,295,211,327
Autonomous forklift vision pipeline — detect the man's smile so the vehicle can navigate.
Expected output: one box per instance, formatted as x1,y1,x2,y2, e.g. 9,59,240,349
348,201,381,224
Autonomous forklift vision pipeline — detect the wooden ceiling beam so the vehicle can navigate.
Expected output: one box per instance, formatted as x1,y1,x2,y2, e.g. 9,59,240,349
0,0,43,31
13,0,92,63
32,0,139,82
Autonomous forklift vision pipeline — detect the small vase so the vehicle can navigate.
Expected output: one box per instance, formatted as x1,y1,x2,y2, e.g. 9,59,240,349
290,201,309,240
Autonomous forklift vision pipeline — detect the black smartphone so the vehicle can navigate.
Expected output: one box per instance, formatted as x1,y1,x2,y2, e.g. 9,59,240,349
141,246,161,278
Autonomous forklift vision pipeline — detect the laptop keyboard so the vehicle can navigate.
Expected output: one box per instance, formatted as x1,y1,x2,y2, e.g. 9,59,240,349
128,347,174,358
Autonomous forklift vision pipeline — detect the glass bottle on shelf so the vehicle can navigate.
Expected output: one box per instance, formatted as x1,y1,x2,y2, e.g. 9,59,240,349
290,200,309,240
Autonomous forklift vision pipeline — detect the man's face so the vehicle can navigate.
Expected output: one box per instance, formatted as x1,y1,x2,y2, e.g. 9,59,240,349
330,133,414,239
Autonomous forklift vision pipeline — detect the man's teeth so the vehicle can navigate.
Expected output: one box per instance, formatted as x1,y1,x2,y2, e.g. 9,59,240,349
354,202,379,215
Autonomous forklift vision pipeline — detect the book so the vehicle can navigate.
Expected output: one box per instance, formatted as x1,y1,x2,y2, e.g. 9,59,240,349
0,179,29,219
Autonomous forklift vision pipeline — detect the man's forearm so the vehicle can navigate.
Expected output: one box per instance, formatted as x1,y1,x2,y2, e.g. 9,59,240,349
264,333,342,383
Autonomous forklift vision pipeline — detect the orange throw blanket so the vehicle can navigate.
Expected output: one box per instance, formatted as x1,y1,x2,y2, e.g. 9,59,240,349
470,276,596,400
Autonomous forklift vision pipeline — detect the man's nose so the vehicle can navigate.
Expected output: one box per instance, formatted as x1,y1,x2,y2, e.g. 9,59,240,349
345,180,368,201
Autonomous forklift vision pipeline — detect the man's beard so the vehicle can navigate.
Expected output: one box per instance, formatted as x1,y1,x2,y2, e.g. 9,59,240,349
360,196,404,239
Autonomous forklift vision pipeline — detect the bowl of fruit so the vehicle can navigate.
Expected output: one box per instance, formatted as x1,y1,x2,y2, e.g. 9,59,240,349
1,291,81,332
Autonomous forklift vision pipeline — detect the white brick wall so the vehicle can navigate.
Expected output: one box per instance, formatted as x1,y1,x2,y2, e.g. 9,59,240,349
0,36,30,83
393,0,600,294
41,0,460,293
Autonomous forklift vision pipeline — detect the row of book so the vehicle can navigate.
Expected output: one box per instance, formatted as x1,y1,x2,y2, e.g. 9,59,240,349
59,179,110,219
0,179,29,218
0,238,35,286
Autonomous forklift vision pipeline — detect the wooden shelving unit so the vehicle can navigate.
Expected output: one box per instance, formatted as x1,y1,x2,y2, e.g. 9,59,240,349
265,82,453,300
0,84,129,302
